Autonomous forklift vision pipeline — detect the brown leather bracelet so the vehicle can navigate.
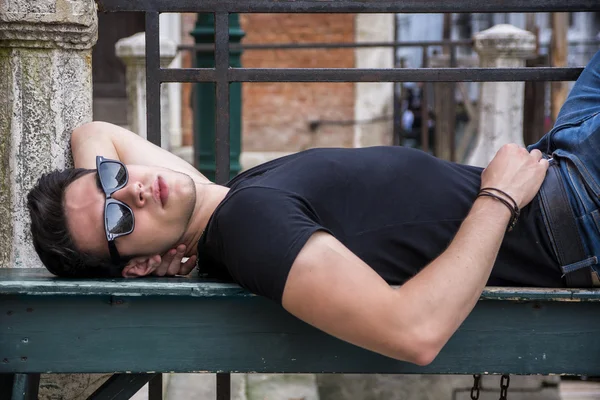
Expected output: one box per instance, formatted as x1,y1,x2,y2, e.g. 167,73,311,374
477,190,520,232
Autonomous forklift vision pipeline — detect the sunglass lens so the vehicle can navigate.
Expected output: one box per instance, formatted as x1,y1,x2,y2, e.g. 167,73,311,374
99,162,127,191
106,202,134,236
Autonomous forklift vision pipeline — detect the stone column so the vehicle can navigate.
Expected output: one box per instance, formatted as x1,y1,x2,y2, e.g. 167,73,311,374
466,24,536,167
0,0,97,269
116,32,176,149
353,13,395,148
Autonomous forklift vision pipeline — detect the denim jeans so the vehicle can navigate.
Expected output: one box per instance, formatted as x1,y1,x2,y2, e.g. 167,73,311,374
528,49,600,277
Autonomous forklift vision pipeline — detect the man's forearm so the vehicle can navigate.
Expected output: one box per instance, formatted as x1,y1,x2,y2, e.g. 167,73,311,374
397,196,511,355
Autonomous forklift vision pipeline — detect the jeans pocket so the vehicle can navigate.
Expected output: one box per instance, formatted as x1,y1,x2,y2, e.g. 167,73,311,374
591,209,600,236
549,111,600,153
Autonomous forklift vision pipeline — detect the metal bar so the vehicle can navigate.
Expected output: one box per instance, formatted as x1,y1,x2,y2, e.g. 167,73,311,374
159,67,584,83
214,12,231,184
421,47,429,153
178,39,475,51
160,67,217,83
216,373,231,400
97,0,600,13
11,374,39,400
232,67,584,82
148,374,162,400
145,12,162,147
0,374,14,399
392,16,400,146
88,374,156,400
449,46,457,162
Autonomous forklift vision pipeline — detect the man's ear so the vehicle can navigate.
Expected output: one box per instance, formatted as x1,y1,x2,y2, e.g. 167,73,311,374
121,256,158,278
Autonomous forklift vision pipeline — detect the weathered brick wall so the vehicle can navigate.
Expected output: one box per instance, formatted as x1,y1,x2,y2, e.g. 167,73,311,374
180,13,355,152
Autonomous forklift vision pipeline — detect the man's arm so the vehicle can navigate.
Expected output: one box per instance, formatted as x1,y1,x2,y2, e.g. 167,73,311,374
71,121,206,181
282,144,549,365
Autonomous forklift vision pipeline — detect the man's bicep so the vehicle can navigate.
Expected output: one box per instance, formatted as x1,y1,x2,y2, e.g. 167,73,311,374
71,122,203,179
71,122,120,169
281,231,419,362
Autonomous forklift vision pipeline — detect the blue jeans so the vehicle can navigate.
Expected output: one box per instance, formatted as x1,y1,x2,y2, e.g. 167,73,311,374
528,49,600,277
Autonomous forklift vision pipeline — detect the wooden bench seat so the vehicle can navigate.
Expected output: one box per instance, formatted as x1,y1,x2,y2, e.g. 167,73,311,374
2,268,600,377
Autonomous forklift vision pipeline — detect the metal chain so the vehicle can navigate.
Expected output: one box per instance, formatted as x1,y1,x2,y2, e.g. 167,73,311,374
470,374,481,400
499,374,510,400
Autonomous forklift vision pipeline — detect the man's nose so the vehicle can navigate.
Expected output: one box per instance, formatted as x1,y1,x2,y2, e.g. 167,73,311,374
112,181,147,208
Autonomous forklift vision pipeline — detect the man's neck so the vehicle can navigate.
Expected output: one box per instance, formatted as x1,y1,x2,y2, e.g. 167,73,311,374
181,182,229,256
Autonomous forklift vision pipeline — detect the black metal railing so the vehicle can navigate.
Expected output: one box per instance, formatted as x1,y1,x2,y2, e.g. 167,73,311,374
95,2,600,399
97,0,600,184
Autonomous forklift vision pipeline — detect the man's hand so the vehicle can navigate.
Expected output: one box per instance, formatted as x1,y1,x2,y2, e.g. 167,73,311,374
123,245,197,277
481,144,549,208
152,245,197,276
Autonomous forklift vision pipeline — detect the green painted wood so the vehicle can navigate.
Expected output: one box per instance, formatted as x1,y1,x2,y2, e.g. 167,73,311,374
1,289,600,375
0,269,252,298
2,269,600,301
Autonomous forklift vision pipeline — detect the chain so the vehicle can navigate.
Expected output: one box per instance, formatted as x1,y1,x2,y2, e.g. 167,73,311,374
499,374,510,400
470,374,481,400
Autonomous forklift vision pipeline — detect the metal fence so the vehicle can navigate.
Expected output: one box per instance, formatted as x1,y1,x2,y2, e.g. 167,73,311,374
95,0,600,397
97,0,600,184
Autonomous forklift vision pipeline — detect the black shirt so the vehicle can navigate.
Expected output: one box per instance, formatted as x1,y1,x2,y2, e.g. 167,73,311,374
197,146,563,303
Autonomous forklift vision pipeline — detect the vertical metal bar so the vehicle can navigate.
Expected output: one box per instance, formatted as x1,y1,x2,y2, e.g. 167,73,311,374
449,45,457,162
392,15,400,146
0,374,15,399
216,373,231,400
421,46,429,153
145,11,162,147
88,374,155,400
148,374,163,400
214,12,231,184
10,374,39,400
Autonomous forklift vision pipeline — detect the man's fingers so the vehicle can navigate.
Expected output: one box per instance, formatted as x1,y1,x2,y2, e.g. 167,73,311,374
153,250,174,276
150,255,164,276
166,249,185,275
165,245,187,276
179,255,197,276
530,149,543,161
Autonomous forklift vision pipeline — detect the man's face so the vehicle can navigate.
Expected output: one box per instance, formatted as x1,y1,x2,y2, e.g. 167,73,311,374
64,164,197,260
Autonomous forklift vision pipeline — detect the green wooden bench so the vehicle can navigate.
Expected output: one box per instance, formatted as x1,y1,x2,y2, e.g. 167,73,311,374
1,268,600,399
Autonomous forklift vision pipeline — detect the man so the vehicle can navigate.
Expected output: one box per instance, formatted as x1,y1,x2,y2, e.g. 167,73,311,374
27,50,600,366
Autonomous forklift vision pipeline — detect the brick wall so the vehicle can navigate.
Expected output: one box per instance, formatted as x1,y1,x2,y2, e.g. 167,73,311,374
181,13,196,147
180,13,356,152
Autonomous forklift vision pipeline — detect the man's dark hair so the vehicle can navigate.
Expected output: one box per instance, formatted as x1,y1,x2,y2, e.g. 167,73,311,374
27,169,124,278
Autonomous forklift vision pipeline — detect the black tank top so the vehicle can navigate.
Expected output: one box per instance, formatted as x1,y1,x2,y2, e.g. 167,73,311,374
197,146,563,303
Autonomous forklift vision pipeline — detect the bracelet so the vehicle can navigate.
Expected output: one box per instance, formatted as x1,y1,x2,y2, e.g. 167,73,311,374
480,187,519,211
477,188,520,232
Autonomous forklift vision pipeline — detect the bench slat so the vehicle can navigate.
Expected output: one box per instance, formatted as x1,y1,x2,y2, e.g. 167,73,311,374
2,269,600,301
1,287,600,375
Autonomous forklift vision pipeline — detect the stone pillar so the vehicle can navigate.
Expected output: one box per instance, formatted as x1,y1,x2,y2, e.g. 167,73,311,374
116,32,176,149
0,0,97,269
429,54,479,162
466,24,536,167
0,2,109,397
353,14,395,148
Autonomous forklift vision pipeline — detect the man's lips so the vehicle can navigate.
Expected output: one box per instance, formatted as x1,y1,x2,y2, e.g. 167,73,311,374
158,176,169,206
152,178,162,206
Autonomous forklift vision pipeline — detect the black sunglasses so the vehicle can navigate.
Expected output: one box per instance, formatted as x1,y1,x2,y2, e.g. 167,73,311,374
96,156,135,265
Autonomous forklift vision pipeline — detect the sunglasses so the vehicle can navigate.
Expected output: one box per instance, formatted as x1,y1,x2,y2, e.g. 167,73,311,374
96,156,135,265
